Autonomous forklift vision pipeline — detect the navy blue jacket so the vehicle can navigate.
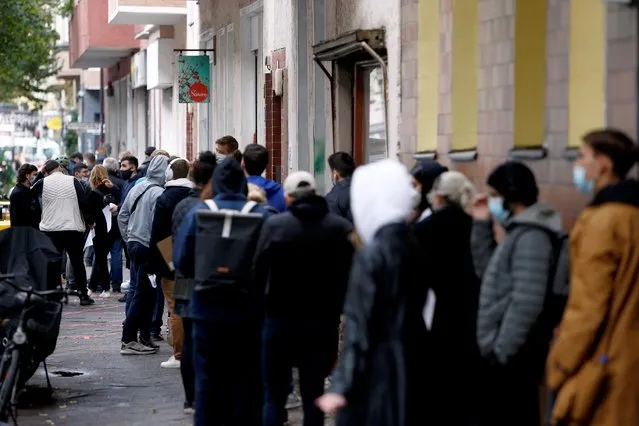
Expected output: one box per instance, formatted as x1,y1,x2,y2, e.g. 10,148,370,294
174,158,272,321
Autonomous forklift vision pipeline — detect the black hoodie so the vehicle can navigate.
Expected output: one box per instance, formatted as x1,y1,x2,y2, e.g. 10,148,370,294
252,193,354,322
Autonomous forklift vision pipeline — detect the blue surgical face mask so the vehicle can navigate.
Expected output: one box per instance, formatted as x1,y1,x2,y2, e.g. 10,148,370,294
573,165,594,194
488,196,508,222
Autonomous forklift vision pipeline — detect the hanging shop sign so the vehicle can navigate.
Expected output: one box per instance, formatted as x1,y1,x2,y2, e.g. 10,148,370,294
178,55,210,104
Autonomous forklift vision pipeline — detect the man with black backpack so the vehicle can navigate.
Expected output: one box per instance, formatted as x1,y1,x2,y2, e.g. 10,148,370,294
469,161,565,426
174,157,273,426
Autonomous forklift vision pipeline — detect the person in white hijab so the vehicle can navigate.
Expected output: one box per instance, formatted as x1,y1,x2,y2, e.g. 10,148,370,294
317,159,428,426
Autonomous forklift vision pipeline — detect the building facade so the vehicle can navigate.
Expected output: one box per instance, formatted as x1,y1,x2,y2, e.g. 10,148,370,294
400,0,638,227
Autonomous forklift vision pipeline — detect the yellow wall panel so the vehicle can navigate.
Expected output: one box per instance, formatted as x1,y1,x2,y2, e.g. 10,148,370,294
568,0,605,148
451,0,478,151
417,0,440,152
513,0,547,148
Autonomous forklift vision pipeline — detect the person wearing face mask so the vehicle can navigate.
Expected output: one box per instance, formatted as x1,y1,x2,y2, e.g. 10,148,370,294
546,129,639,426
72,162,91,197
9,163,40,229
325,152,356,223
413,171,481,425
469,161,562,426
214,135,243,164
410,159,448,223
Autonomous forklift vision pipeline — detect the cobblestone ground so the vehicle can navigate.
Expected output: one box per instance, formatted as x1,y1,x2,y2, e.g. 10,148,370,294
14,270,333,425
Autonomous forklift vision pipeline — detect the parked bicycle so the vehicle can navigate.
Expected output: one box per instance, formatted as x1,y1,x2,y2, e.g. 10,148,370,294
0,274,67,425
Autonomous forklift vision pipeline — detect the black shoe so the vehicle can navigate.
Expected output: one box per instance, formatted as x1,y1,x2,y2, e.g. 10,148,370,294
151,334,164,343
139,337,160,349
118,296,126,303
80,295,95,306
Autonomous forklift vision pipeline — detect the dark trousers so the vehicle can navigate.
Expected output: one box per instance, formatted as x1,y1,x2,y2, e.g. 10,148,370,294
193,317,262,426
45,231,88,296
478,360,542,426
110,238,123,290
151,285,164,337
122,242,154,343
262,318,338,426
181,318,195,405
89,238,113,292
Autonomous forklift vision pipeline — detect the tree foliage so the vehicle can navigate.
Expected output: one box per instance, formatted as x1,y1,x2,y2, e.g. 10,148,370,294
0,0,68,103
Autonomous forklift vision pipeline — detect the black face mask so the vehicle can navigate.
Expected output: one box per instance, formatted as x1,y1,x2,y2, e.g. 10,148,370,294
120,169,133,181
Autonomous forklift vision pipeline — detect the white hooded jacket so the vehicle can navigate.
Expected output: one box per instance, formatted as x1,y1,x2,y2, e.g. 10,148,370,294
350,159,419,245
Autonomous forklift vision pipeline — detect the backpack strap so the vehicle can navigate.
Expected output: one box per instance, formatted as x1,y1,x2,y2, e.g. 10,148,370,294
241,200,258,214
204,200,219,211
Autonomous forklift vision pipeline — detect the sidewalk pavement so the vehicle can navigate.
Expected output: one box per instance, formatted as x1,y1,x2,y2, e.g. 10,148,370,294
16,278,332,425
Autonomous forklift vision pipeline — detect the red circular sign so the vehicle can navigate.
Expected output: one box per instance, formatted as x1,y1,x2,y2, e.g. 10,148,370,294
189,82,209,102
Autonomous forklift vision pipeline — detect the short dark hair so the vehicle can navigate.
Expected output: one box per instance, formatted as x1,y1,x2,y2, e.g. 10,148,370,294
243,144,268,176
582,128,638,178
83,152,96,163
44,160,60,174
145,146,157,157
17,163,37,184
328,152,356,178
215,135,239,152
487,161,539,207
121,155,139,169
73,162,88,176
71,152,83,162
191,151,217,186
171,159,190,180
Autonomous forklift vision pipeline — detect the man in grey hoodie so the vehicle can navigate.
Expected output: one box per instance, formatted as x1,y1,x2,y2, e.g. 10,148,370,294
470,161,561,426
117,155,169,355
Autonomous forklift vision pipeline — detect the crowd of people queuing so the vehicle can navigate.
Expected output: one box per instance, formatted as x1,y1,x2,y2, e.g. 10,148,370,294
5,127,639,426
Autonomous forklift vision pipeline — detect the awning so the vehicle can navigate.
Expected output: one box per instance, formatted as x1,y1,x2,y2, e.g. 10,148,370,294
312,29,386,63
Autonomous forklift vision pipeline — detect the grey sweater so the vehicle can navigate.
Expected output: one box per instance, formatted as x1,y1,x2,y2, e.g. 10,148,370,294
472,203,562,364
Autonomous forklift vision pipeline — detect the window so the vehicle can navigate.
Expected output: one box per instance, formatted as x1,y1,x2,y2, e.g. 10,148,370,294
354,65,387,164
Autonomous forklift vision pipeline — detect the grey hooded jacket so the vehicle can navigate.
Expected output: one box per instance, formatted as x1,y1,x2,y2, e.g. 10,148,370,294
117,156,168,247
472,203,562,364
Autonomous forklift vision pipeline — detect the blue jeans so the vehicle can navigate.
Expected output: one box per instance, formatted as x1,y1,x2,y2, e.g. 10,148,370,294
122,242,154,343
193,317,262,426
151,285,164,337
110,238,123,290
262,318,338,426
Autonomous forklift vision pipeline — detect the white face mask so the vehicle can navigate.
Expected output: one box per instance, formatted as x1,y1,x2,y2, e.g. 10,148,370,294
165,167,173,182
215,152,227,164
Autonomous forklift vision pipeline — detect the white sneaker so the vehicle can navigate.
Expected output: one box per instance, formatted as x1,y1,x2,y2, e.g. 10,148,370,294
100,291,111,298
87,289,93,297
160,355,181,369
121,281,130,292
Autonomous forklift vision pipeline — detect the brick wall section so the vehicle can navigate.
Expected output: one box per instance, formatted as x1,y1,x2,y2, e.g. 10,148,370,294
399,0,419,159
186,106,194,161
438,0,453,158
264,48,286,182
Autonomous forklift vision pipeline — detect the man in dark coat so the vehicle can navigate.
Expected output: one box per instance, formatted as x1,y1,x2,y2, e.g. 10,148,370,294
254,171,353,426
149,158,194,368
137,146,156,178
325,152,355,223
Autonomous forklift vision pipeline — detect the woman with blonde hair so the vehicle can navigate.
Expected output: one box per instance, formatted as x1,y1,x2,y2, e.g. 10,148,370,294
88,165,120,297
415,170,482,425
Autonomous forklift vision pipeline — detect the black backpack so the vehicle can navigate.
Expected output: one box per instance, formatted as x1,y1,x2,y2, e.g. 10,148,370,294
194,200,264,293
508,225,570,330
